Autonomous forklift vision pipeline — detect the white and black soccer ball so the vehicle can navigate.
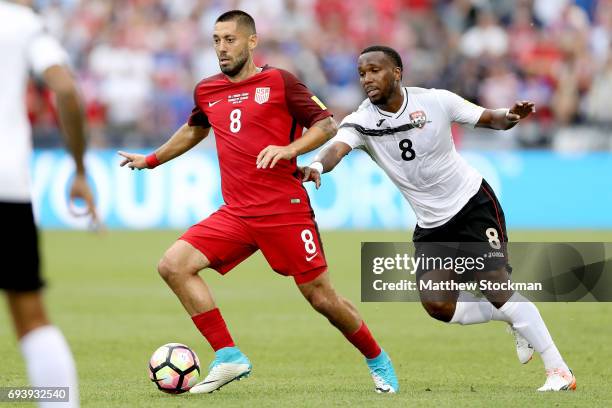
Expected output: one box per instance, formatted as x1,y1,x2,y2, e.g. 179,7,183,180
148,343,200,394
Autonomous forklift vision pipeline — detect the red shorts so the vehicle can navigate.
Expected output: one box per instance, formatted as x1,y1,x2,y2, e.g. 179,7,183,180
179,207,327,284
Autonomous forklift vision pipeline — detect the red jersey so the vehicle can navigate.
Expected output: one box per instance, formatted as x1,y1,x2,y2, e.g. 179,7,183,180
188,66,331,216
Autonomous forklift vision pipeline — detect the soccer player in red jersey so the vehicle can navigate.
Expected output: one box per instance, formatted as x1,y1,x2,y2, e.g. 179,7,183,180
118,10,398,394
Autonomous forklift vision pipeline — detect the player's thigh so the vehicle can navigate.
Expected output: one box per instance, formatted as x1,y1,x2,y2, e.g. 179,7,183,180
0,202,44,292
251,212,327,284
454,199,513,305
176,208,257,276
457,204,510,277
458,183,509,251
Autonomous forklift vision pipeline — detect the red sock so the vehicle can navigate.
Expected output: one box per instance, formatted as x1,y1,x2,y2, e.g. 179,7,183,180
191,308,235,351
344,321,382,359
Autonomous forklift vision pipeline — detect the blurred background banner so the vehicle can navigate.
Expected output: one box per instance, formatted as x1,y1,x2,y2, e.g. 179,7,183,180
32,149,612,229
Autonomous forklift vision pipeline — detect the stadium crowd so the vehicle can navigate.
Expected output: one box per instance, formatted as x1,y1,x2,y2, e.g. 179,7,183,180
26,0,612,148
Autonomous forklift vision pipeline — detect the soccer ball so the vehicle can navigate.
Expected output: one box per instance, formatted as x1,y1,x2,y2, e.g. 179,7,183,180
148,343,200,394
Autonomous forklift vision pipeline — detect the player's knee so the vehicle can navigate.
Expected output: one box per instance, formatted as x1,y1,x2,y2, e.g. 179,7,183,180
157,257,172,282
422,301,455,323
157,256,187,283
307,289,334,315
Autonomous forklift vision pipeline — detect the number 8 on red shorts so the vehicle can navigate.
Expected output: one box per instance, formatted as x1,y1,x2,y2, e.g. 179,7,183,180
180,207,327,284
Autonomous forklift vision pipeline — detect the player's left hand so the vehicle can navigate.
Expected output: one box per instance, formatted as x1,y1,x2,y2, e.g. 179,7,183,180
507,101,536,122
256,145,298,169
299,166,321,189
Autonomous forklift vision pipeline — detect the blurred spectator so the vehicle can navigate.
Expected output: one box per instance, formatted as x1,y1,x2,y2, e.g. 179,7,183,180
88,34,153,131
460,8,508,58
591,0,612,66
585,56,612,124
440,0,475,34
478,59,519,109
534,0,570,26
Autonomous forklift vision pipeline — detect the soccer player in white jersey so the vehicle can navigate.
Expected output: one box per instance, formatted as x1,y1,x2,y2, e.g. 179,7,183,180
0,2,97,406
302,45,575,392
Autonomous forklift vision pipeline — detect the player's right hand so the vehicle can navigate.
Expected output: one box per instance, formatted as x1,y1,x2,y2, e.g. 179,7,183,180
118,151,148,170
300,166,321,189
508,101,536,121
69,173,101,231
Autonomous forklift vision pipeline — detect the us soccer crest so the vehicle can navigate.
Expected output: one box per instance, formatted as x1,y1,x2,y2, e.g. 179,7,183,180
254,87,270,104
409,110,427,128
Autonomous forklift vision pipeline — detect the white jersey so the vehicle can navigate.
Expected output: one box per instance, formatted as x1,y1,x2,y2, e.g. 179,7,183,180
0,1,68,202
333,87,485,228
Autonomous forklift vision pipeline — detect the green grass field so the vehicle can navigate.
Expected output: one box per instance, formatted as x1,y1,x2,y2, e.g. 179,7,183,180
1,230,611,407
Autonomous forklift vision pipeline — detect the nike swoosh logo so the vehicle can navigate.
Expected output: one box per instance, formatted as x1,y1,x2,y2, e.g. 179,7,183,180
306,253,318,262
208,100,222,107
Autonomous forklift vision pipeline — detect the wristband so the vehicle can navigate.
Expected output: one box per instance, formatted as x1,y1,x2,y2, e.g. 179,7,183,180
145,153,161,169
309,161,324,174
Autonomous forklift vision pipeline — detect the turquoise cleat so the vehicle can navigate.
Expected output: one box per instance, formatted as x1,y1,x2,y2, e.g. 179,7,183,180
189,346,251,394
366,349,399,393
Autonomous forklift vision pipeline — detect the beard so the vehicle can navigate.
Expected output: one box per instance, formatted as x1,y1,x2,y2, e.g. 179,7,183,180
219,49,249,77
368,90,389,106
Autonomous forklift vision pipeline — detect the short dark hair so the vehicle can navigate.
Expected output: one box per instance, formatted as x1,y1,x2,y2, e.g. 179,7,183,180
216,10,256,34
360,45,403,72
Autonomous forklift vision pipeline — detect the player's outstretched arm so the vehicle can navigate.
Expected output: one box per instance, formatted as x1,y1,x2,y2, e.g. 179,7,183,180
118,124,210,170
300,141,352,189
43,64,98,224
476,101,536,130
256,116,337,169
